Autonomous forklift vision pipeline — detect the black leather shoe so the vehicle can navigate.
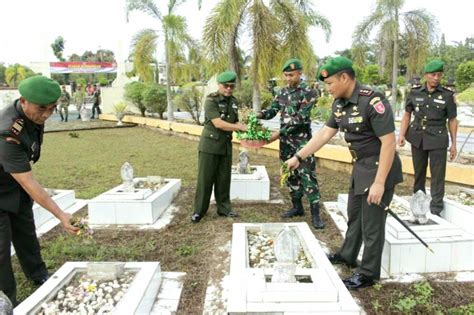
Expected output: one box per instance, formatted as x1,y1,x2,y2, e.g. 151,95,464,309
217,211,239,218
191,214,201,223
343,273,374,289
327,253,357,268
32,275,49,286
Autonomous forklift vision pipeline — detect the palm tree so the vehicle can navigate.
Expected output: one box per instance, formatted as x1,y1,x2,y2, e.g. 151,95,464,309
5,64,29,87
131,29,158,83
127,0,198,121
203,0,331,111
353,0,436,107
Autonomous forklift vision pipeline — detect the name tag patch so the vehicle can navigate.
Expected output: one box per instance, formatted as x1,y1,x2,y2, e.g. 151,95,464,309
433,99,445,104
415,98,424,102
349,117,363,124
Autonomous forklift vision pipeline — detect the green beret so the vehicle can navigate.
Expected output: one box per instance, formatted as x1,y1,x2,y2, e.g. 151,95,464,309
317,56,353,81
217,71,237,84
424,59,444,73
18,76,61,105
282,58,302,72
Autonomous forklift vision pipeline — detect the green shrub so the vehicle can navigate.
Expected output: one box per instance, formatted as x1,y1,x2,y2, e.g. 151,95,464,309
142,84,167,119
124,81,147,116
456,61,474,92
457,87,474,104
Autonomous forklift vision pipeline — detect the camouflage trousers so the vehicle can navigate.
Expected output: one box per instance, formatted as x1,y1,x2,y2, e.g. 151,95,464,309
280,138,320,205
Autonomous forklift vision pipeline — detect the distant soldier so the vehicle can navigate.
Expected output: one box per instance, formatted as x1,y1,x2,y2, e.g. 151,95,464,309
58,85,70,122
73,84,86,119
91,84,102,119
191,71,247,223
257,58,324,229
398,60,458,215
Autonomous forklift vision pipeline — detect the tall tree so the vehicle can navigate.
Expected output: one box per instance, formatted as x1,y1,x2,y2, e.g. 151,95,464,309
203,0,331,111
51,36,66,62
5,64,35,87
353,0,436,107
127,0,198,121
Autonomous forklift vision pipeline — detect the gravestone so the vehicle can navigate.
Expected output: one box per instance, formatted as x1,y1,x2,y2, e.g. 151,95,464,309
88,163,181,225
0,291,13,315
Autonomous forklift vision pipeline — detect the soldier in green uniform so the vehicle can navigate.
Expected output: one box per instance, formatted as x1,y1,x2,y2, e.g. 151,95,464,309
58,85,70,122
0,76,79,305
256,58,324,229
191,71,247,223
73,84,86,119
398,60,457,215
287,57,403,289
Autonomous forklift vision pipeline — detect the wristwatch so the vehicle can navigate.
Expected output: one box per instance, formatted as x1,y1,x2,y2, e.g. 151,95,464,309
295,153,304,163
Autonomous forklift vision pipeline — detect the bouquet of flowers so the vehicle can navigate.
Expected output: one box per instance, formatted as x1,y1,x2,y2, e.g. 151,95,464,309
280,162,291,187
71,216,93,239
236,113,271,148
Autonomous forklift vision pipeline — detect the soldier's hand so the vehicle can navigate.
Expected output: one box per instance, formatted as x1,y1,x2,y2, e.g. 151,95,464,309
449,146,457,161
237,122,247,132
367,182,385,206
286,157,299,171
268,131,280,143
58,212,80,235
397,136,405,147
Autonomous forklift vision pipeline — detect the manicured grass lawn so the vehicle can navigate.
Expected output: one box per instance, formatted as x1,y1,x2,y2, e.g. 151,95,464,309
12,126,473,314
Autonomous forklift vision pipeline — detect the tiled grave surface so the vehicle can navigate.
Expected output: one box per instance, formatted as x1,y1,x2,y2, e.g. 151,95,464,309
227,166,270,201
15,262,185,315
227,223,361,314
334,194,474,276
88,178,181,225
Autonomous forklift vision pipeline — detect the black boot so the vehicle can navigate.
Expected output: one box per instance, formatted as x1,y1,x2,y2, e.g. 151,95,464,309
281,198,304,218
310,203,325,229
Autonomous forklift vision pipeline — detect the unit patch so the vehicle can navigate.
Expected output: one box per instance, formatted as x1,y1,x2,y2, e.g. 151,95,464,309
369,97,385,114
10,119,24,136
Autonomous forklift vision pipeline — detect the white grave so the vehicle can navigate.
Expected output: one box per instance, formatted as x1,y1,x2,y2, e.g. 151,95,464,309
228,166,270,201
33,189,79,229
14,262,185,315
227,223,361,314
88,177,181,225
336,194,474,276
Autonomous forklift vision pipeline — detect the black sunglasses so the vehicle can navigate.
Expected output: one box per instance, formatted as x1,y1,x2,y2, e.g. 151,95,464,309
222,83,236,89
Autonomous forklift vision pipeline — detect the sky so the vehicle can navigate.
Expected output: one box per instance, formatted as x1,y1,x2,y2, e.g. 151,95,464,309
0,0,472,66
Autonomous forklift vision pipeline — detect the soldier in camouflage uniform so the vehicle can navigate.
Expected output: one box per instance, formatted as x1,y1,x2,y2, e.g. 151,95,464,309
73,84,86,119
58,85,70,122
257,58,324,229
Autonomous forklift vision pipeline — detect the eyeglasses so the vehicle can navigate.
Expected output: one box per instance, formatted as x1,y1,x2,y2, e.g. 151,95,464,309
222,83,235,89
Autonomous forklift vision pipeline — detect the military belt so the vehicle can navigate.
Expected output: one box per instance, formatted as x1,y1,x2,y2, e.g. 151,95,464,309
349,149,379,162
414,118,446,128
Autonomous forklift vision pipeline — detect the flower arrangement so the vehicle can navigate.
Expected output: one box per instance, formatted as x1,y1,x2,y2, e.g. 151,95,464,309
280,162,291,187
71,216,93,239
236,113,271,148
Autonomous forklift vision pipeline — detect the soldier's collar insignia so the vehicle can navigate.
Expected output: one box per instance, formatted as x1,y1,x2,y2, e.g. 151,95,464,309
11,119,24,136
334,111,342,118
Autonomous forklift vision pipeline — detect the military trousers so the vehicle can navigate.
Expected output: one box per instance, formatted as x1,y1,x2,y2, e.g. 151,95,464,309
59,104,68,121
91,104,101,118
411,145,447,215
338,187,394,280
0,196,48,305
280,142,320,205
194,151,232,217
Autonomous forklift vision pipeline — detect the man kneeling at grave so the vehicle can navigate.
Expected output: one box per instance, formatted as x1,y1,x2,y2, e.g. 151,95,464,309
0,76,79,306
286,57,403,289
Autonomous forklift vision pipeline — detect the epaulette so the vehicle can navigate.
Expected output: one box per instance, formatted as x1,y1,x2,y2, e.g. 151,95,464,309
359,88,374,97
208,92,219,98
411,84,422,89
10,118,24,136
442,86,455,93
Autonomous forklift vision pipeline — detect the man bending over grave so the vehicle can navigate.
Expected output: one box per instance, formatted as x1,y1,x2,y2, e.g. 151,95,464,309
0,76,78,306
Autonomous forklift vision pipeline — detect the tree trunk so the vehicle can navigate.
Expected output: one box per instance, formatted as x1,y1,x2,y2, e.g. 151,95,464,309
252,85,261,112
228,35,241,86
390,10,399,114
165,32,174,121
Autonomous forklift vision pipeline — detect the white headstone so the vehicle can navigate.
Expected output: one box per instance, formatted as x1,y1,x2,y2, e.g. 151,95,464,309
121,162,134,193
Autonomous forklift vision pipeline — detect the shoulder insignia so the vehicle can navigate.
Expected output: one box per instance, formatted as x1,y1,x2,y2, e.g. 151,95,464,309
10,118,24,136
442,86,454,93
359,89,374,96
411,84,422,89
208,92,219,97
370,97,385,114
